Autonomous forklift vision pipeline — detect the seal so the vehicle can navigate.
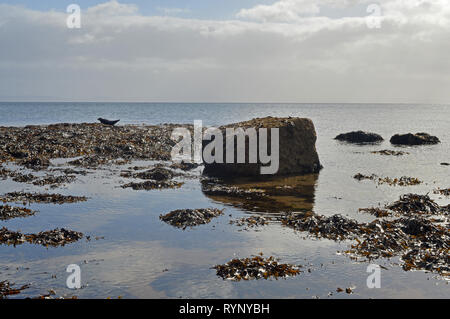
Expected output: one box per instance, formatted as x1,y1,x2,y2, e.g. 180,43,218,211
97,118,120,126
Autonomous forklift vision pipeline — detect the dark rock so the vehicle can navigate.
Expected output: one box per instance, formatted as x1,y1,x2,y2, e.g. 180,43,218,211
202,117,322,177
390,132,440,145
335,131,384,144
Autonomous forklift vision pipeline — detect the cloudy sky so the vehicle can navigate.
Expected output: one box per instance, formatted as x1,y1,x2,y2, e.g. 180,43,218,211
0,0,449,103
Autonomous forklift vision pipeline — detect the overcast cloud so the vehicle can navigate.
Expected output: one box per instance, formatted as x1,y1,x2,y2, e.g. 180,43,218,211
0,0,449,103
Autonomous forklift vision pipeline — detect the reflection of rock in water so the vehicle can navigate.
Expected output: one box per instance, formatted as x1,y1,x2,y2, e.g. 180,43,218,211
201,174,318,214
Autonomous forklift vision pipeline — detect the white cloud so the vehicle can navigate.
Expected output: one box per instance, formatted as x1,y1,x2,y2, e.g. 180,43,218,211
0,0,449,103
237,0,322,22
156,7,191,16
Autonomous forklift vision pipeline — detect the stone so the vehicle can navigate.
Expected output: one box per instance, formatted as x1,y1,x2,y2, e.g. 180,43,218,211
390,133,440,145
334,131,383,144
202,117,322,177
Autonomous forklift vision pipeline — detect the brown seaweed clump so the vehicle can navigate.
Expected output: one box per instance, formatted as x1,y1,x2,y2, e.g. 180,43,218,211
130,167,176,181
170,162,201,171
160,208,224,229
359,194,448,218
0,123,185,168
0,192,87,204
229,216,271,229
353,174,422,186
371,150,409,156
32,175,76,188
346,218,449,277
121,180,183,191
0,227,83,247
434,188,450,196
68,155,110,168
386,194,446,216
280,212,362,241
0,205,36,220
19,157,50,170
213,255,302,281
0,281,30,299
202,183,267,199
358,207,391,218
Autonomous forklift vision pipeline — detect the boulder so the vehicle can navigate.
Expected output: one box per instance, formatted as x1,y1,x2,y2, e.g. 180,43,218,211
202,117,322,177
390,133,440,145
335,131,383,144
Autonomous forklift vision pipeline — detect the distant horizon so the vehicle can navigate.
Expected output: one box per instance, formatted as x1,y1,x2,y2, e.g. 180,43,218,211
1,100,450,105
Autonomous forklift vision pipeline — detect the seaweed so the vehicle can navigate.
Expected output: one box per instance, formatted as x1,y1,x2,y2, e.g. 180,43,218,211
0,281,30,299
0,227,83,247
371,150,409,156
213,254,302,281
0,192,87,204
353,174,422,186
0,205,36,220
160,208,224,229
121,180,183,190
229,216,271,229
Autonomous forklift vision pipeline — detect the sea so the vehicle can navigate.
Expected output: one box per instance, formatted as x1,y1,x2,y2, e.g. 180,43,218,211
0,102,448,298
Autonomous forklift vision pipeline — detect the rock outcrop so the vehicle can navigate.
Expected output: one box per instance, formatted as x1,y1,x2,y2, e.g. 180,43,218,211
390,133,440,145
202,117,321,177
334,131,383,144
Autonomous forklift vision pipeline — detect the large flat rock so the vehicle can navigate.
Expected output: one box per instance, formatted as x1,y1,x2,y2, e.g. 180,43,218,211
202,117,322,177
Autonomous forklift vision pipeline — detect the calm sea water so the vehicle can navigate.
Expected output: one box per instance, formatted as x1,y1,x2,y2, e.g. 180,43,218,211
0,102,449,298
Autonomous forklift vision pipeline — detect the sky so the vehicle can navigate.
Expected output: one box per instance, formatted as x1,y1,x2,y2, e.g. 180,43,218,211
1,0,450,103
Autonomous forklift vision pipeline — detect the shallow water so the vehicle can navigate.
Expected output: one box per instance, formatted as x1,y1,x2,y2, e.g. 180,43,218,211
0,103,449,298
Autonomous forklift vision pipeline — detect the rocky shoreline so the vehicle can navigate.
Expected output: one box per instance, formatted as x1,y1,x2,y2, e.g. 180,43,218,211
0,120,448,298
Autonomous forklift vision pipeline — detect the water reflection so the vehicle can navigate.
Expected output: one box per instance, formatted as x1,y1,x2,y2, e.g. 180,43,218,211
201,174,319,214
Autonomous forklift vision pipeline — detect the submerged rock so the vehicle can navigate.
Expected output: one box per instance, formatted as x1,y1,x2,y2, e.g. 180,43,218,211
202,117,322,177
335,131,384,144
390,133,440,145
160,208,224,229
